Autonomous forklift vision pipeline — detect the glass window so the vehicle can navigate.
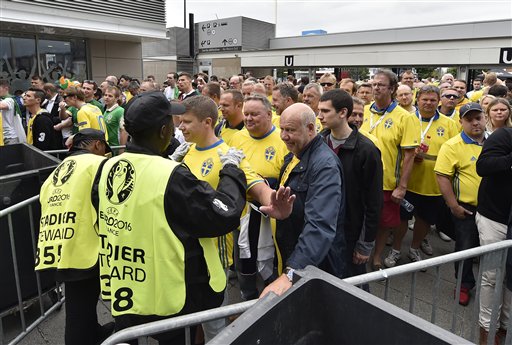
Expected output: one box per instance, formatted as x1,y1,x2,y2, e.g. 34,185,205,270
38,37,87,84
0,35,37,93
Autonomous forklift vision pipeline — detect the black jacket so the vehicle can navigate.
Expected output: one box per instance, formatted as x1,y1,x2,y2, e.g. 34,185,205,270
320,126,383,256
476,128,512,224
276,135,346,278
32,110,61,151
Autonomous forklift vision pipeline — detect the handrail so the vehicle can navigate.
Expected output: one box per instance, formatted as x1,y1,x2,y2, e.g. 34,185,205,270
101,300,258,345
344,240,512,285
0,195,39,218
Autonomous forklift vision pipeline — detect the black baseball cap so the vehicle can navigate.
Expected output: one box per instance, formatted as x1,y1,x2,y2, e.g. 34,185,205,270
124,91,185,134
459,102,483,118
71,128,112,154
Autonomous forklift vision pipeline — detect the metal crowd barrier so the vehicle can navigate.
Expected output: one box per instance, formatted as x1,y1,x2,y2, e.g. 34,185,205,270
0,195,65,345
44,145,126,160
102,240,512,345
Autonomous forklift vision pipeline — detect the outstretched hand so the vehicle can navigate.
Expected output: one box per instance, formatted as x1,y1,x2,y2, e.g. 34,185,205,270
259,186,295,220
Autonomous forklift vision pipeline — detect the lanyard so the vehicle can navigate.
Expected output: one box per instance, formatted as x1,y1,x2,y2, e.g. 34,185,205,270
416,110,436,144
368,101,396,134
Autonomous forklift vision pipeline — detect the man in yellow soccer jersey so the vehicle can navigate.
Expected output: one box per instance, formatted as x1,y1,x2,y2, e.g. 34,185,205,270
385,86,458,269
216,89,245,144
229,94,290,301
434,102,487,307
171,95,294,339
62,86,108,140
360,69,420,270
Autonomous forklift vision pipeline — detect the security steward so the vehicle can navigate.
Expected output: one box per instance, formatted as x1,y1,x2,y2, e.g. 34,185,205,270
35,128,113,345
96,91,251,344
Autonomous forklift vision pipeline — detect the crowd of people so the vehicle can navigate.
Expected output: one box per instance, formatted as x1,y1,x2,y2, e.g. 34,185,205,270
1,68,511,345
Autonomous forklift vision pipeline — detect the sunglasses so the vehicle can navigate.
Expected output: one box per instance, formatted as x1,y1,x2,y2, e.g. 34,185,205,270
320,82,334,87
442,94,458,99
62,94,71,99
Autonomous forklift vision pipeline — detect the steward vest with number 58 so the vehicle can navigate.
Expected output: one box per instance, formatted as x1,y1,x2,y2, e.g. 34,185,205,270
35,153,106,273
97,153,226,317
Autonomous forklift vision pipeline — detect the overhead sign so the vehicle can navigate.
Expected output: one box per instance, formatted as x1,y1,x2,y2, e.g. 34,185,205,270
197,17,242,53
499,48,512,64
284,55,294,67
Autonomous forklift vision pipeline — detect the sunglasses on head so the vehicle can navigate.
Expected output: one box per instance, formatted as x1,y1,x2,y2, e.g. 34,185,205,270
320,82,334,87
442,94,458,99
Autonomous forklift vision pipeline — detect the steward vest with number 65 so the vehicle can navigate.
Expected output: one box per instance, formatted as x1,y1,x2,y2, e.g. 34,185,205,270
35,153,106,273
97,153,226,317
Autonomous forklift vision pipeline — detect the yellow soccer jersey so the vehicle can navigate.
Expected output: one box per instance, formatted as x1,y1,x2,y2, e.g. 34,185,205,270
229,126,288,273
439,108,462,132
361,101,420,191
434,132,484,207
123,90,133,104
77,103,109,140
229,126,288,188
470,89,485,103
408,113,459,196
272,113,280,128
359,128,379,147
218,121,244,146
183,140,264,267
315,117,323,133
454,97,470,111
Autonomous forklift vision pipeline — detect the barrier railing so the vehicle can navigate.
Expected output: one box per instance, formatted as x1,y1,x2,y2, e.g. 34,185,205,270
101,240,512,345
0,195,65,345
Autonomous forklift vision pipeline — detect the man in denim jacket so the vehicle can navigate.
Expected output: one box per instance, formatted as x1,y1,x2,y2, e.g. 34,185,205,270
261,103,346,297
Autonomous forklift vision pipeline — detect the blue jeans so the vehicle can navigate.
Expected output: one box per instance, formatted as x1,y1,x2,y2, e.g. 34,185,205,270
453,203,479,289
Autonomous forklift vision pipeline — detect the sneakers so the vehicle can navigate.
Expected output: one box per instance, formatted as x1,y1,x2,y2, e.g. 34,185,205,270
420,238,433,256
384,250,401,268
456,287,470,306
438,231,452,242
408,248,426,272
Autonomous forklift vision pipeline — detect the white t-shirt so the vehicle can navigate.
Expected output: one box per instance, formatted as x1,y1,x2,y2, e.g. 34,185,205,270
1,97,17,139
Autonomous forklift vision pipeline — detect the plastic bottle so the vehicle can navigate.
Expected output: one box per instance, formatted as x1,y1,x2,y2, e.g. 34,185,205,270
400,199,414,212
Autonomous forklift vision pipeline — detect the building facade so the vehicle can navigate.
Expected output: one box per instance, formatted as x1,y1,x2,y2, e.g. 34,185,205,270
1,0,166,89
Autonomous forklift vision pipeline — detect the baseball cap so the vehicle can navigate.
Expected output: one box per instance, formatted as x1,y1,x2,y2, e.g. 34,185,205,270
71,128,112,154
459,102,483,118
124,91,185,134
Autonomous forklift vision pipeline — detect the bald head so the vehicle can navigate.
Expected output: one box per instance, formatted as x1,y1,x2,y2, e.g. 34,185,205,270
253,83,266,96
280,103,317,156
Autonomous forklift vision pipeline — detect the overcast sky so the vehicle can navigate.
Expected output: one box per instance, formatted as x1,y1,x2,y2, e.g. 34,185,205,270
166,0,512,37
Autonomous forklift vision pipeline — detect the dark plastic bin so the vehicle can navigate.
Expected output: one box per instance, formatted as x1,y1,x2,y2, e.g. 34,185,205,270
0,144,61,312
211,266,470,345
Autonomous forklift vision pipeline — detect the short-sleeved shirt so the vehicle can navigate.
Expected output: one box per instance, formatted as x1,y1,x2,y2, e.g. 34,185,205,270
183,139,263,268
1,97,16,140
217,120,244,145
77,103,108,140
103,104,124,146
434,132,484,206
361,101,420,191
229,126,288,188
439,108,462,132
408,112,459,196
455,97,470,111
